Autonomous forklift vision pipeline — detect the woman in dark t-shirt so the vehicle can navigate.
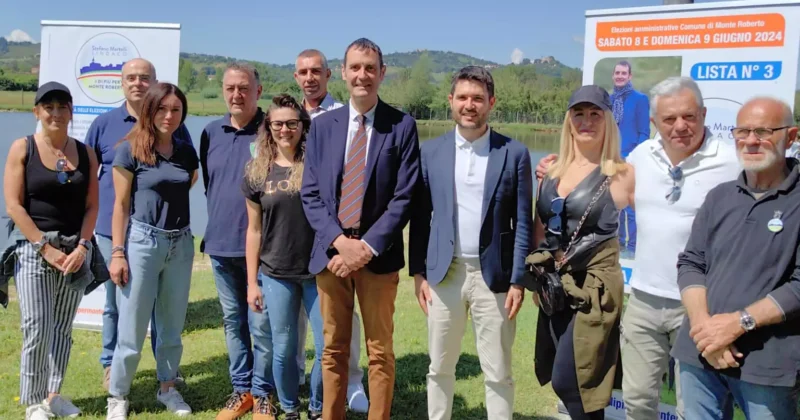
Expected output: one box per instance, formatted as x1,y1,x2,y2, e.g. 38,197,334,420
4,82,99,419
105,83,198,419
242,94,321,420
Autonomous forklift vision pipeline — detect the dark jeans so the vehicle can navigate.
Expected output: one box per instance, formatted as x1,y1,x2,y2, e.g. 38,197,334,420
549,311,604,420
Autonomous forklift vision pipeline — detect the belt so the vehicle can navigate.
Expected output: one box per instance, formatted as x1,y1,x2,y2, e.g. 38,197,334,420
342,227,361,239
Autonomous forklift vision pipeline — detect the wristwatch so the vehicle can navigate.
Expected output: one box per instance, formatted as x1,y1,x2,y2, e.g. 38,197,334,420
78,238,90,250
739,310,756,332
31,237,47,253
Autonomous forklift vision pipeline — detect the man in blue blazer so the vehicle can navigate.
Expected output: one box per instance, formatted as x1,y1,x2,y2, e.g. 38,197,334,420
611,60,650,256
409,66,532,420
300,38,420,420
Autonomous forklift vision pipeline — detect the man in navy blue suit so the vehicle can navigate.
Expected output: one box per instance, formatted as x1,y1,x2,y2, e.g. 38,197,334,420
409,66,532,420
300,38,420,420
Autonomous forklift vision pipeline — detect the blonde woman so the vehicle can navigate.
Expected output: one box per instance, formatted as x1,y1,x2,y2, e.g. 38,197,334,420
529,85,634,420
243,94,322,420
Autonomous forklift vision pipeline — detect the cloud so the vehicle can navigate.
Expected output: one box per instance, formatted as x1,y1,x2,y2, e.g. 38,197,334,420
510,48,524,65
572,35,585,45
6,29,35,43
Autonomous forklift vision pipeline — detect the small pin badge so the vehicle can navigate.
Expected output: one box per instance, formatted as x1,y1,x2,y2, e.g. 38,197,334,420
250,142,257,157
768,210,784,233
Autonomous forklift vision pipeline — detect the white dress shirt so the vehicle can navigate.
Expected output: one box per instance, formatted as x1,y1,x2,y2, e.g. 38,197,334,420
306,92,343,120
627,129,740,300
454,126,491,258
345,100,377,163
344,99,378,255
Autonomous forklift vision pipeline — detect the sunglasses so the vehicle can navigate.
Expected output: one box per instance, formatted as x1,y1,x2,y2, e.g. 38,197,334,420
269,119,300,131
665,166,682,203
56,158,71,184
547,197,565,234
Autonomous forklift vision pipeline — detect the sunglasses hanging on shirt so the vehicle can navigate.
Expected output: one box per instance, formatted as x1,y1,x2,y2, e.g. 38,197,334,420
666,166,683,204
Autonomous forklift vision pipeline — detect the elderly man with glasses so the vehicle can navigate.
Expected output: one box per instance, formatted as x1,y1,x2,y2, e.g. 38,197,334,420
536,76,740,419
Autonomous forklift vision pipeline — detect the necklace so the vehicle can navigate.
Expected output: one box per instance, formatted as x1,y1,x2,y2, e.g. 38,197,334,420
574,160,595,168
42,137,70,170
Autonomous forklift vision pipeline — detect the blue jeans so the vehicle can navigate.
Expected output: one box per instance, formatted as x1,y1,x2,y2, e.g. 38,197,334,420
211,256,274,397
260,273,324,413
96,234,157,368
108,221,193,397
680,361,800,420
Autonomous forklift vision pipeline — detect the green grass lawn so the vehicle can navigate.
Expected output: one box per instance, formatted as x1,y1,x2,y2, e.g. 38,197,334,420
0,249,562,419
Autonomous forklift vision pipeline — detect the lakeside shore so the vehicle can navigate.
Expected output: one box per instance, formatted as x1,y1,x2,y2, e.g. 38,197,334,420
0,90,562,132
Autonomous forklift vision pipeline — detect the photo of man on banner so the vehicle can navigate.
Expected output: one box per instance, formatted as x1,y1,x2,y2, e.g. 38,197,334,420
610,60,650,257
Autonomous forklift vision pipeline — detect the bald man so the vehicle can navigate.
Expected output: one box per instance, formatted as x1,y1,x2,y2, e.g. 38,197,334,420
85,58,195,390
672,97,800,419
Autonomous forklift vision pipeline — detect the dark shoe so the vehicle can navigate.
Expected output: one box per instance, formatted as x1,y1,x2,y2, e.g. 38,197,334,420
308,410,322,420
283,412,300,420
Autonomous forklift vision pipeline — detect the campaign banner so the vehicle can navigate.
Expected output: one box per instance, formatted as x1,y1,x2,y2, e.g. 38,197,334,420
38,20,181,143
37,20,181,330
579,0,800,416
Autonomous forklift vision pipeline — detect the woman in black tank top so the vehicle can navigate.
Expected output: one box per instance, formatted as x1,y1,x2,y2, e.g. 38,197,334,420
530,85,634,420
3,82,99,418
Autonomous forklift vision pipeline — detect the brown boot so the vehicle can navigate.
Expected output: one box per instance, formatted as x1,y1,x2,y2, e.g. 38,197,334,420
103,366,111,392
216,391,254,420
252,394,277,420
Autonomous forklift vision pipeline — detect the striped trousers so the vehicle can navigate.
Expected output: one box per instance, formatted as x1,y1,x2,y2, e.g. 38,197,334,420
15,241,83,405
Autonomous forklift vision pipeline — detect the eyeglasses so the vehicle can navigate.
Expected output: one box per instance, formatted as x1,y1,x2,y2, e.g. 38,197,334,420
269,119,300,131
730,126,790,140
665,166,682,203
56,158,71,184
547,197,565,234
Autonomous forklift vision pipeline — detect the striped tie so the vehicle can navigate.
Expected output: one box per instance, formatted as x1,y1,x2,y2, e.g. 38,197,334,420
338,115,368,228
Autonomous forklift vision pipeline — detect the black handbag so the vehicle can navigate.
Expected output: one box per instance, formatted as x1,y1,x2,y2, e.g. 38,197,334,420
528,177,610,316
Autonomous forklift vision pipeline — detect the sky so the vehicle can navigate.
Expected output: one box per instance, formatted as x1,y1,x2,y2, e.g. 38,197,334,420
0,0,726,68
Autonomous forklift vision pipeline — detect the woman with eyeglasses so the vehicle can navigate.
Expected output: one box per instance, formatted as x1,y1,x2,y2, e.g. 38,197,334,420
529,85,634,420
105,82,198,419
3,82,99,420
243,94,323,420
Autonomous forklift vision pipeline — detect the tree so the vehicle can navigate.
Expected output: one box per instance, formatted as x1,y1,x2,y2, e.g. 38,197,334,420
403,52,435,118
178,58,197,92
0,37,8,55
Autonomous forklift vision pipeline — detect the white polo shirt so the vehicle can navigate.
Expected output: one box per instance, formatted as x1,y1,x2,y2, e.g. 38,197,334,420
454,126,491,258
627,129,741,300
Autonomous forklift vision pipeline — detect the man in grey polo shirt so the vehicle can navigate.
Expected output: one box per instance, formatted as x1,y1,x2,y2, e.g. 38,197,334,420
292,48,369,413
674,97,800,419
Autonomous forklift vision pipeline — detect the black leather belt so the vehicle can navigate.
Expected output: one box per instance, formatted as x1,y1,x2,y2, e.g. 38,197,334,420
342,227,361,239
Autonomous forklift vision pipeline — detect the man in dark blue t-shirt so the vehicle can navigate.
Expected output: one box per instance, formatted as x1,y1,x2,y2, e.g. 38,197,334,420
200,63,276,419
85,58,194,390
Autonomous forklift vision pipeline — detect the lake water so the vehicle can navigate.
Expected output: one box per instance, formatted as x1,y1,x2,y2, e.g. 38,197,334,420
0,112,558,239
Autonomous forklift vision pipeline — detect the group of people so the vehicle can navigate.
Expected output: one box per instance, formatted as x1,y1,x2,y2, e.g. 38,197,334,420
3,35,799,420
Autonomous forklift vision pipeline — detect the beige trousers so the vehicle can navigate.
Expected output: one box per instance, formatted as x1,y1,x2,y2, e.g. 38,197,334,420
426,258,516,420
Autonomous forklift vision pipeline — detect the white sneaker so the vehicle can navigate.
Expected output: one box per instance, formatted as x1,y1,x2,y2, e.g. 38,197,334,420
25,404,53,420
106,397,128,420
45,395,81,418
157,387,191,416
347,383,369,413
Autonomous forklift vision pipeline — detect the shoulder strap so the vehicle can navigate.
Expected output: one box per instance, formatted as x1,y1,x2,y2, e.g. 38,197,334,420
24,135,35,167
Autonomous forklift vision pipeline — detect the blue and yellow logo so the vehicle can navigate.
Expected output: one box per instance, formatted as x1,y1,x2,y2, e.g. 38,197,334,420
74,32,140,104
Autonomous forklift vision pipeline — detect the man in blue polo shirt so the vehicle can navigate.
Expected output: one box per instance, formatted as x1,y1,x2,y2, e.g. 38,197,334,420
201,63,276,420
85,58,193,391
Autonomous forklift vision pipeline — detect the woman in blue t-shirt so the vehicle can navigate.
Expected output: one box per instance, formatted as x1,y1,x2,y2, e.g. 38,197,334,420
242,94,322,420
105,82,199,419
